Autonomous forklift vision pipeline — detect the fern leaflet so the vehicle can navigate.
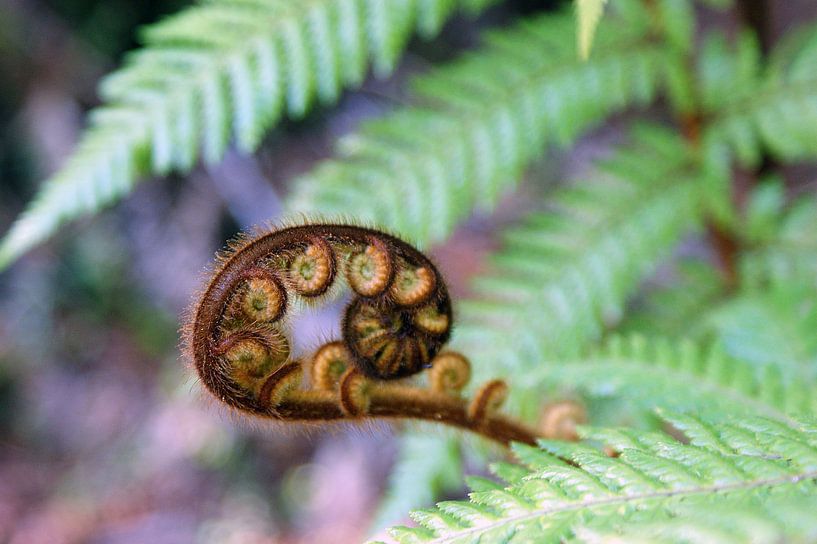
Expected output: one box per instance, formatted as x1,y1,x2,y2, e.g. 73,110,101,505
385,414,817,543
372,127,706,532
453,126,703,409
706,284,817,377
703,24,817,169
617,260,726,339
0,0,497,270
288,7,669,245
536,335,816,428
741,193,817,289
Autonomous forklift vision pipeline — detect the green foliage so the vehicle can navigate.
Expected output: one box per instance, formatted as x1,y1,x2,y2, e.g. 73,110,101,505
289,7,667,245
371,125,706,526
385,414,817,543
367,14,817,518
706,284,817,376
373,126,707,528
0,0,498,270
740,189,817,288
536,334,816,426
455,127,702,390
577,495,817,543
617,260,726,338
701,184,817,376
702,23,817,171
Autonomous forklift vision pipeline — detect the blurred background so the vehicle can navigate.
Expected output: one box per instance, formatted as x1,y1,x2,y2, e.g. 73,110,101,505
0,0,815,543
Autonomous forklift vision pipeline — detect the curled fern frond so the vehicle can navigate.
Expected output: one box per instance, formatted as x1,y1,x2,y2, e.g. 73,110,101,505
289,7,669,245
387,414,817,543
617,259,726,338
0,0,497,270
185,221,543,446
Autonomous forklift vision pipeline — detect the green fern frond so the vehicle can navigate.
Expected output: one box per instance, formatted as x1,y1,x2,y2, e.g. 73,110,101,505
703,23,817,170
289,8,668,245
741,193,817,289
0,0,497,270
373,121,703,532
617,260,726,338
535,334,816,427
453,127,703,406
706,284,817,378
386,414,817,543
577,494,817,543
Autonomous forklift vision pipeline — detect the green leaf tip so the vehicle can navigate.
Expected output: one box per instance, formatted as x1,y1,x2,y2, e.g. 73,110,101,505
576,0,609,59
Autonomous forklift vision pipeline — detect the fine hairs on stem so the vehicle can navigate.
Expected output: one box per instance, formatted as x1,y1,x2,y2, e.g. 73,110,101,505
185,221,582,446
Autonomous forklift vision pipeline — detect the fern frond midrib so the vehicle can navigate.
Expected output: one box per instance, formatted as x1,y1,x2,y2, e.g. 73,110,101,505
58,6,312,167
47,0,411,173
423,469,817,543
548,358,795,424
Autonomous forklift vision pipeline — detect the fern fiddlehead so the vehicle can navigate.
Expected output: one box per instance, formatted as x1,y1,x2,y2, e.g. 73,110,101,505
186,222,554,446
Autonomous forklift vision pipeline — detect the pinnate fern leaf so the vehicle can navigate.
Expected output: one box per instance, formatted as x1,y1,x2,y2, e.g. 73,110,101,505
385,414,817,543
454,126,703,406
706,284,817,377
370,126,706,531
577,495,817,543
289,7,668,245
703,23,817,169
536,335,816,428
0,0,498,270
372,128,708,532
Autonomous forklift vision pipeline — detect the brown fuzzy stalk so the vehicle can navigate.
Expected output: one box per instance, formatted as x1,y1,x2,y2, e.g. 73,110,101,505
184,221,562,447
